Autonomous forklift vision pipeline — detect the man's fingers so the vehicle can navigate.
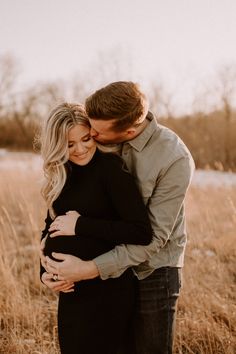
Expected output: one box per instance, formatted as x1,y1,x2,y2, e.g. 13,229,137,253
46,265,56,274
51,252,68,261
46,254,69,274
45,257,59,273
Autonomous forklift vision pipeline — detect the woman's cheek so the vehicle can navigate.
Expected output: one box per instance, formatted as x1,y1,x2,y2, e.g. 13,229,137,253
87,140,96,148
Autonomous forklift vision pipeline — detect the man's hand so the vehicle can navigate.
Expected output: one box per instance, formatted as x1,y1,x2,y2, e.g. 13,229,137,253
45,253,99,282
41,272,75,293
49,211,80,237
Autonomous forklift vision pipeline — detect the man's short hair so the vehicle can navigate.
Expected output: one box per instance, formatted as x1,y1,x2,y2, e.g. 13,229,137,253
85,81,148,132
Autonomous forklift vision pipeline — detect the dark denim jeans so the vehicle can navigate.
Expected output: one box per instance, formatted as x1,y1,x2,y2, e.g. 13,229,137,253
133,267,182,354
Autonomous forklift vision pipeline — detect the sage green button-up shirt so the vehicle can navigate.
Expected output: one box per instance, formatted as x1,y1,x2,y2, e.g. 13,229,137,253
94,113,195,280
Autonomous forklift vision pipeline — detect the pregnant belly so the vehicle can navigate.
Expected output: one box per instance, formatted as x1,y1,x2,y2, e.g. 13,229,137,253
44,234,113,261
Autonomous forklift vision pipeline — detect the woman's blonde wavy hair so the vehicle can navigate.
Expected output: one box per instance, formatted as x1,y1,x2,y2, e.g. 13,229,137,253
40,103,90,218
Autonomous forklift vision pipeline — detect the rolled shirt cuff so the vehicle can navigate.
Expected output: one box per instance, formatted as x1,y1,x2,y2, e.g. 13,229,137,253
93,252,126,280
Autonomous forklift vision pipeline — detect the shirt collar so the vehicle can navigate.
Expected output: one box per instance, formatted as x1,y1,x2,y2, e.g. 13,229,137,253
125,111,158,152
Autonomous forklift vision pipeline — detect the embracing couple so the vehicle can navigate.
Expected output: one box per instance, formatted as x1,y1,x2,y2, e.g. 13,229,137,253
40,81,195,354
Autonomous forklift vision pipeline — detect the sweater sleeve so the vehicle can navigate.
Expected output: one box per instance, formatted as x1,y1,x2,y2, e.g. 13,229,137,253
75,154,153,246
40,211,53,279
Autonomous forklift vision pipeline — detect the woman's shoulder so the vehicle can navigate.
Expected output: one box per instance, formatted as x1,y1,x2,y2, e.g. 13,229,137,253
96,150,131,184
96,150,123,168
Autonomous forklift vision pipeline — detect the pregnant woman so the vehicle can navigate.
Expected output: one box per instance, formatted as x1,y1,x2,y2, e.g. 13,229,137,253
40,103,152,354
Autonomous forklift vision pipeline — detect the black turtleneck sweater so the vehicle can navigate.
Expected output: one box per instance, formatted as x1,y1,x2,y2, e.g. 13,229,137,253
42,149,152,268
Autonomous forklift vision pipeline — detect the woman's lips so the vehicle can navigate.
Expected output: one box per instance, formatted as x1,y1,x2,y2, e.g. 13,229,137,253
73,152,88,159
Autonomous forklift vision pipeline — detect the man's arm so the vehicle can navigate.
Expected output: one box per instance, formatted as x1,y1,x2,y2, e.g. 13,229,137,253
40,212,53,279
94,155,195,279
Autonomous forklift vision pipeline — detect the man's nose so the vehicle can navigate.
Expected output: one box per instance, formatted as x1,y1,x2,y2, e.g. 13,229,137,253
90,127,98,137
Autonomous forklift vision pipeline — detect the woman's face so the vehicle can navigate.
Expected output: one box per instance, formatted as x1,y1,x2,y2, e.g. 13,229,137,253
68,124,96,166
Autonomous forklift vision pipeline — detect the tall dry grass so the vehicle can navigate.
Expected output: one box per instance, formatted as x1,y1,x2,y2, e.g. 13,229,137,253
0,157,235,353
175,187,236,353
0,163,59,353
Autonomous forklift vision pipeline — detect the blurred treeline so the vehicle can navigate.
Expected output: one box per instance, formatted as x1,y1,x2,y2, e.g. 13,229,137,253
0,53,236,171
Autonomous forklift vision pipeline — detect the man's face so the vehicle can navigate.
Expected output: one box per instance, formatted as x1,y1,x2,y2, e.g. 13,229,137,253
88,118,129,144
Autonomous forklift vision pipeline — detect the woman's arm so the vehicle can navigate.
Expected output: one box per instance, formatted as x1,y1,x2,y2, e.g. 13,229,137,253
40,212,53,278
75,154,153,245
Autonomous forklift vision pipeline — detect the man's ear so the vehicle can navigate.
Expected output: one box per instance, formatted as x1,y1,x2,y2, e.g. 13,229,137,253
126,128,137,137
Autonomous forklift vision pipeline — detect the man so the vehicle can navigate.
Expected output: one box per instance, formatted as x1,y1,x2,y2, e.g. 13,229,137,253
43,81,195,354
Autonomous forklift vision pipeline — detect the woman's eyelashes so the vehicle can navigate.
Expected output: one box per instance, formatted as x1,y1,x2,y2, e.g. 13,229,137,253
68,136,92,148
82,136,92,142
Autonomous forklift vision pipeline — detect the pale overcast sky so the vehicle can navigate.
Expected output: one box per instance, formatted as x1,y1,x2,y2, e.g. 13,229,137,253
0,0,236,113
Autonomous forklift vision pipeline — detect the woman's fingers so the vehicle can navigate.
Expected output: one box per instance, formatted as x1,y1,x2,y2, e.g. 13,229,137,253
41,272,66,290
40,254,47,269
40,235,47,249
41,272,75,293
42,272,53,281
52,282,69,291
59,283,75,292
49,230,63,238
61,289,75,293
40,237,48,268
48,223,58,232
53,281,75,292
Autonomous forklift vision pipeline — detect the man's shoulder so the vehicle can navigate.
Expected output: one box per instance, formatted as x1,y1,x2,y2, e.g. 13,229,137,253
148,122,192,160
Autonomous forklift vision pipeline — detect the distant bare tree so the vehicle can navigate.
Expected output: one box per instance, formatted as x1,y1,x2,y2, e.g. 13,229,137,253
0,53,19,114
94,45,134,84
148,81,175,119
1,80,65,148
215,65,236,168
70,74,93,103
71,45,135,101
191,64,236,169
216,65,236,113
15,81,64,134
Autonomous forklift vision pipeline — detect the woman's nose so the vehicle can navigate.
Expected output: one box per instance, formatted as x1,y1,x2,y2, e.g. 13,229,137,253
75,143,86,153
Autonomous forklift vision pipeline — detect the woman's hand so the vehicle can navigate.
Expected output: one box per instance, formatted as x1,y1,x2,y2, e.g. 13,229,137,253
41,272,75,293
40,236,48,269
49,211,80,237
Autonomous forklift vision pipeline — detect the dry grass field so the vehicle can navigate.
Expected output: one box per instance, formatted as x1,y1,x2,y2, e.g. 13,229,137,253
0,155,235,354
